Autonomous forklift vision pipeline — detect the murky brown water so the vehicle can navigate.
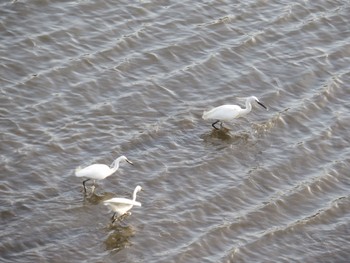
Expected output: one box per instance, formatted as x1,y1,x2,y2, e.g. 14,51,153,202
1,0,350,262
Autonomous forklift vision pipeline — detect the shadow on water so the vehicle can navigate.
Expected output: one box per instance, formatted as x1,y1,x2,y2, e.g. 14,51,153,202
104,223,136,252
200,127,250,146
250,110,285,135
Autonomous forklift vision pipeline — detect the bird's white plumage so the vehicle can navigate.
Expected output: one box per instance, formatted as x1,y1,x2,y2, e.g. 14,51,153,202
203,105,242,121
202,96,267,129
103,185,142,218
75,164,114,180
75,155,133,193
104,197,141,206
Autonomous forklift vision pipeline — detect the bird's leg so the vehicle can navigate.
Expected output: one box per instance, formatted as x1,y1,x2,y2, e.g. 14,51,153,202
119,213,128,222
91,180,96,194
212,120,220,130
112,215,120,224
82,179,90,193
114,213,126,223
111,212,116,221
111,212,132,224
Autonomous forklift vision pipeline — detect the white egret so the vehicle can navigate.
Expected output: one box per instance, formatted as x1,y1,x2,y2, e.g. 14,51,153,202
75,155,133,193
103,185,142,222
202,96,267,129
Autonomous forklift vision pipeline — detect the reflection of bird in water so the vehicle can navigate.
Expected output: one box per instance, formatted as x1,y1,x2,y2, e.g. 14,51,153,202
201,128,250,147
75,155,133,193
202,96,267,130
104,224,135,251
103,185,142,223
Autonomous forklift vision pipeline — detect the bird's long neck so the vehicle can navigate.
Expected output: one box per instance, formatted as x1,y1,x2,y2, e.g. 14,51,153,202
241,99,253,115
132,188,138,202
111,158,121,171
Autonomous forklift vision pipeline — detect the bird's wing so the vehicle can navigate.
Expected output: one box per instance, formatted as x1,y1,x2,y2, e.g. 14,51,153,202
75,164,109,177
203,105,241,120
104,198,141,206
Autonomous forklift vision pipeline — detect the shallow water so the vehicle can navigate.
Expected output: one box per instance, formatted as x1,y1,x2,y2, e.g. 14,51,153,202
1,0,350,262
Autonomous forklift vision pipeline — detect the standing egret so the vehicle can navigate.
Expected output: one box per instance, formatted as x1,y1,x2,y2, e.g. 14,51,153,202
103,185,142,223
75,155,133,193
202,96,267,129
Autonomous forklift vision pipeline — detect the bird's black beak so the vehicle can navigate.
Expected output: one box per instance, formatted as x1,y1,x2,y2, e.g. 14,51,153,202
256,100,267,110
126,159,133,165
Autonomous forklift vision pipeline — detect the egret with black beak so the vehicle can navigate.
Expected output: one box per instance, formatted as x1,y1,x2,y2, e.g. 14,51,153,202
202,96,267,129
75,155,133,193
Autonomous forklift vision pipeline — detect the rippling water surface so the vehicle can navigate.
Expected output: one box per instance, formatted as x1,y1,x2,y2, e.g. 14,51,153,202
1,0,350,262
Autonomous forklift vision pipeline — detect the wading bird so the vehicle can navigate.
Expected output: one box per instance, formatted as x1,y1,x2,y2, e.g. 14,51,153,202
75,155,133,193
104,185,142,223
202,96,267,129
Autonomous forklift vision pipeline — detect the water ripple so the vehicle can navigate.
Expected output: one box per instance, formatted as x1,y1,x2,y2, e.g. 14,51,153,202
1,0,350,262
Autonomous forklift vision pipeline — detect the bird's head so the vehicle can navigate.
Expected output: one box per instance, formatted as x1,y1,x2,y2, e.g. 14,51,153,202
253,96,267,110
135,185,142,193
120,155,133,165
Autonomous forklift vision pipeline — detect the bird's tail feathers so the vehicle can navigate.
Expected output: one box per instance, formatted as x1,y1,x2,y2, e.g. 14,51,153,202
133,201,142,207
202,110,209,120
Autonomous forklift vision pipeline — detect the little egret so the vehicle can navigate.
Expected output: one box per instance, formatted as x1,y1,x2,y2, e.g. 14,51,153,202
103,185,142,222
202,96,267,129
75,155,133,193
